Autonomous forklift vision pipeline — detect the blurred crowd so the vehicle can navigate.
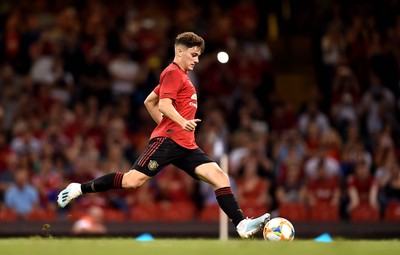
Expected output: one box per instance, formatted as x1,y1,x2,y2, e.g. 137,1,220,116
0,0,400,225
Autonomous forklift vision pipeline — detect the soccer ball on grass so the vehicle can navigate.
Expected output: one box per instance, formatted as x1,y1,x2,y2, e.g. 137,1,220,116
263,217,295,241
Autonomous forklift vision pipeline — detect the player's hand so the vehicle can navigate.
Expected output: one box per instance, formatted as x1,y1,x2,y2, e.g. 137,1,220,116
182,119,201,132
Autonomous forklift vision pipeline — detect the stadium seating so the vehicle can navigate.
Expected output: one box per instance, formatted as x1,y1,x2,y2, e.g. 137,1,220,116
130,202,160,221
349,204,380,222
199,204,220,221
158,201,196,221
28,208,57,221
278,202,308,222
0,209,18,222
102,208,126,222
309,203,339,222
384,201,400,221
242,205,268,219
66,207,86,221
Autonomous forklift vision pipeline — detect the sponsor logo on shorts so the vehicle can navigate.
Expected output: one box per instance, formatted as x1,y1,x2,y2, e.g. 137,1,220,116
148,160,159,171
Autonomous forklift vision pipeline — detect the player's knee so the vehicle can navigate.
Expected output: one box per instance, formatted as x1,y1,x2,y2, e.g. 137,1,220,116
209,168,230,188
217,171,230,187
195,163,231,188
122,170,150,189
215,169,228,179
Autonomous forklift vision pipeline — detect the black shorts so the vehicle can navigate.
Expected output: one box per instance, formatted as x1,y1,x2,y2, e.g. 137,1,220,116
131,137,214,180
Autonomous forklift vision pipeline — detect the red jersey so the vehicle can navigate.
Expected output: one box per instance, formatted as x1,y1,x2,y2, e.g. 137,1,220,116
150,62,198,149
347,175,377,203
307,177,339,203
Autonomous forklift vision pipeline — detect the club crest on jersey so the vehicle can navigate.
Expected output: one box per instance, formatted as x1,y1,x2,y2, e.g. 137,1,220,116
191,94,197,100
148,160,159,171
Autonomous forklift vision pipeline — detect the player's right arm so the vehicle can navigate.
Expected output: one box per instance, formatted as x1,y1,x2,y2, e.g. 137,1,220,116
158,98,200,132
144,90,162,125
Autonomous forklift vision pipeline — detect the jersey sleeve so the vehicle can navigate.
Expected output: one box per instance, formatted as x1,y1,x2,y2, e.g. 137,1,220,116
153,84,160,95
159,70,182,101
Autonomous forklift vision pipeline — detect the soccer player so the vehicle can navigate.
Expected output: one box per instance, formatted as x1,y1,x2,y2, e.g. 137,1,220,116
57,32,270,238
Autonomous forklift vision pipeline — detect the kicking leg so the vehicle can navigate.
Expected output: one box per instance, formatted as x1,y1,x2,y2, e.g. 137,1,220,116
195,162,270,238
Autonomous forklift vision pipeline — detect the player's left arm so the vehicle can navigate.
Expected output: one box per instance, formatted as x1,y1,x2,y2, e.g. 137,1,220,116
144,91,162,124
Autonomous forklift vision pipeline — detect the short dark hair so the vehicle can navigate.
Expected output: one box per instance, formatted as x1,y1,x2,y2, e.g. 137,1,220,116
174,32,205,53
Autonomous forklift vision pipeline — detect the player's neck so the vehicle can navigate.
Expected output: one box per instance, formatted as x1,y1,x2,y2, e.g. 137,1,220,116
172,59,187,73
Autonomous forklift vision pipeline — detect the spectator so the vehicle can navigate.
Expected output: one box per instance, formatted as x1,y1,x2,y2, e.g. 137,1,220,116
29,35,69,88
127,179,158,208
341,121,364,151
303,121,322,158
10,121,42,156
331,65,361,108
155,165,195,203
236,125,274,179
105,117,133,157
373,126,397,168
229,0,259,38
319,128,343,161
100,142,131,174
236,153,272,212
375,152,400,213
4,168,39,219
360,73,396,140
380,161,400,205
0,132,12,181
268,101,297,134
3,11,24,72
71,206,107,235
305,159,341,207
229,130,252,177
79,25,112,106
346,159,379,213
331,91,359,133
304,146,340,181
345,15,369,88
275,162,307,205
340,140,372,178
196,107,229,161
298,100,330,136
273,129,307,174
320,21,347,90
107,51,144,100
0,70,20,132
31,157,63,211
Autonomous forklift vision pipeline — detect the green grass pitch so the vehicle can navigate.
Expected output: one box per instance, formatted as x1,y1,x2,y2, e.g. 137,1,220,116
0,238,399,255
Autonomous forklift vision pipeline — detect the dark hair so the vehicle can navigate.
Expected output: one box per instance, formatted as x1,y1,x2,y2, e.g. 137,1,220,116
174,32,205,53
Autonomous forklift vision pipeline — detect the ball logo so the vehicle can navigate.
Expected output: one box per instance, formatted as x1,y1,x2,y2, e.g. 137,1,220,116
191,94,197,100
148,160,159,171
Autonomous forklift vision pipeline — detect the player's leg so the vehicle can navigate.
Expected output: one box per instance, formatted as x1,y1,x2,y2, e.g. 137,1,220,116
80,169,151,192
194,162,244,224
57,170,151,208
58,137,173,208
195,162,270,238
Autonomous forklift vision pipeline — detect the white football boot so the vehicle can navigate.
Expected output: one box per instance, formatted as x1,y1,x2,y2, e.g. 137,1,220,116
236,212,271,238
57,183,82,208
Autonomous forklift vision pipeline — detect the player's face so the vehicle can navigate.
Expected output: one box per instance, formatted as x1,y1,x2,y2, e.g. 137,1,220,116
182,46,201,71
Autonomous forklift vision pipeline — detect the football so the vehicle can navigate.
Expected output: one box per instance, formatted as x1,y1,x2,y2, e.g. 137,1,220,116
263,217,295,241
